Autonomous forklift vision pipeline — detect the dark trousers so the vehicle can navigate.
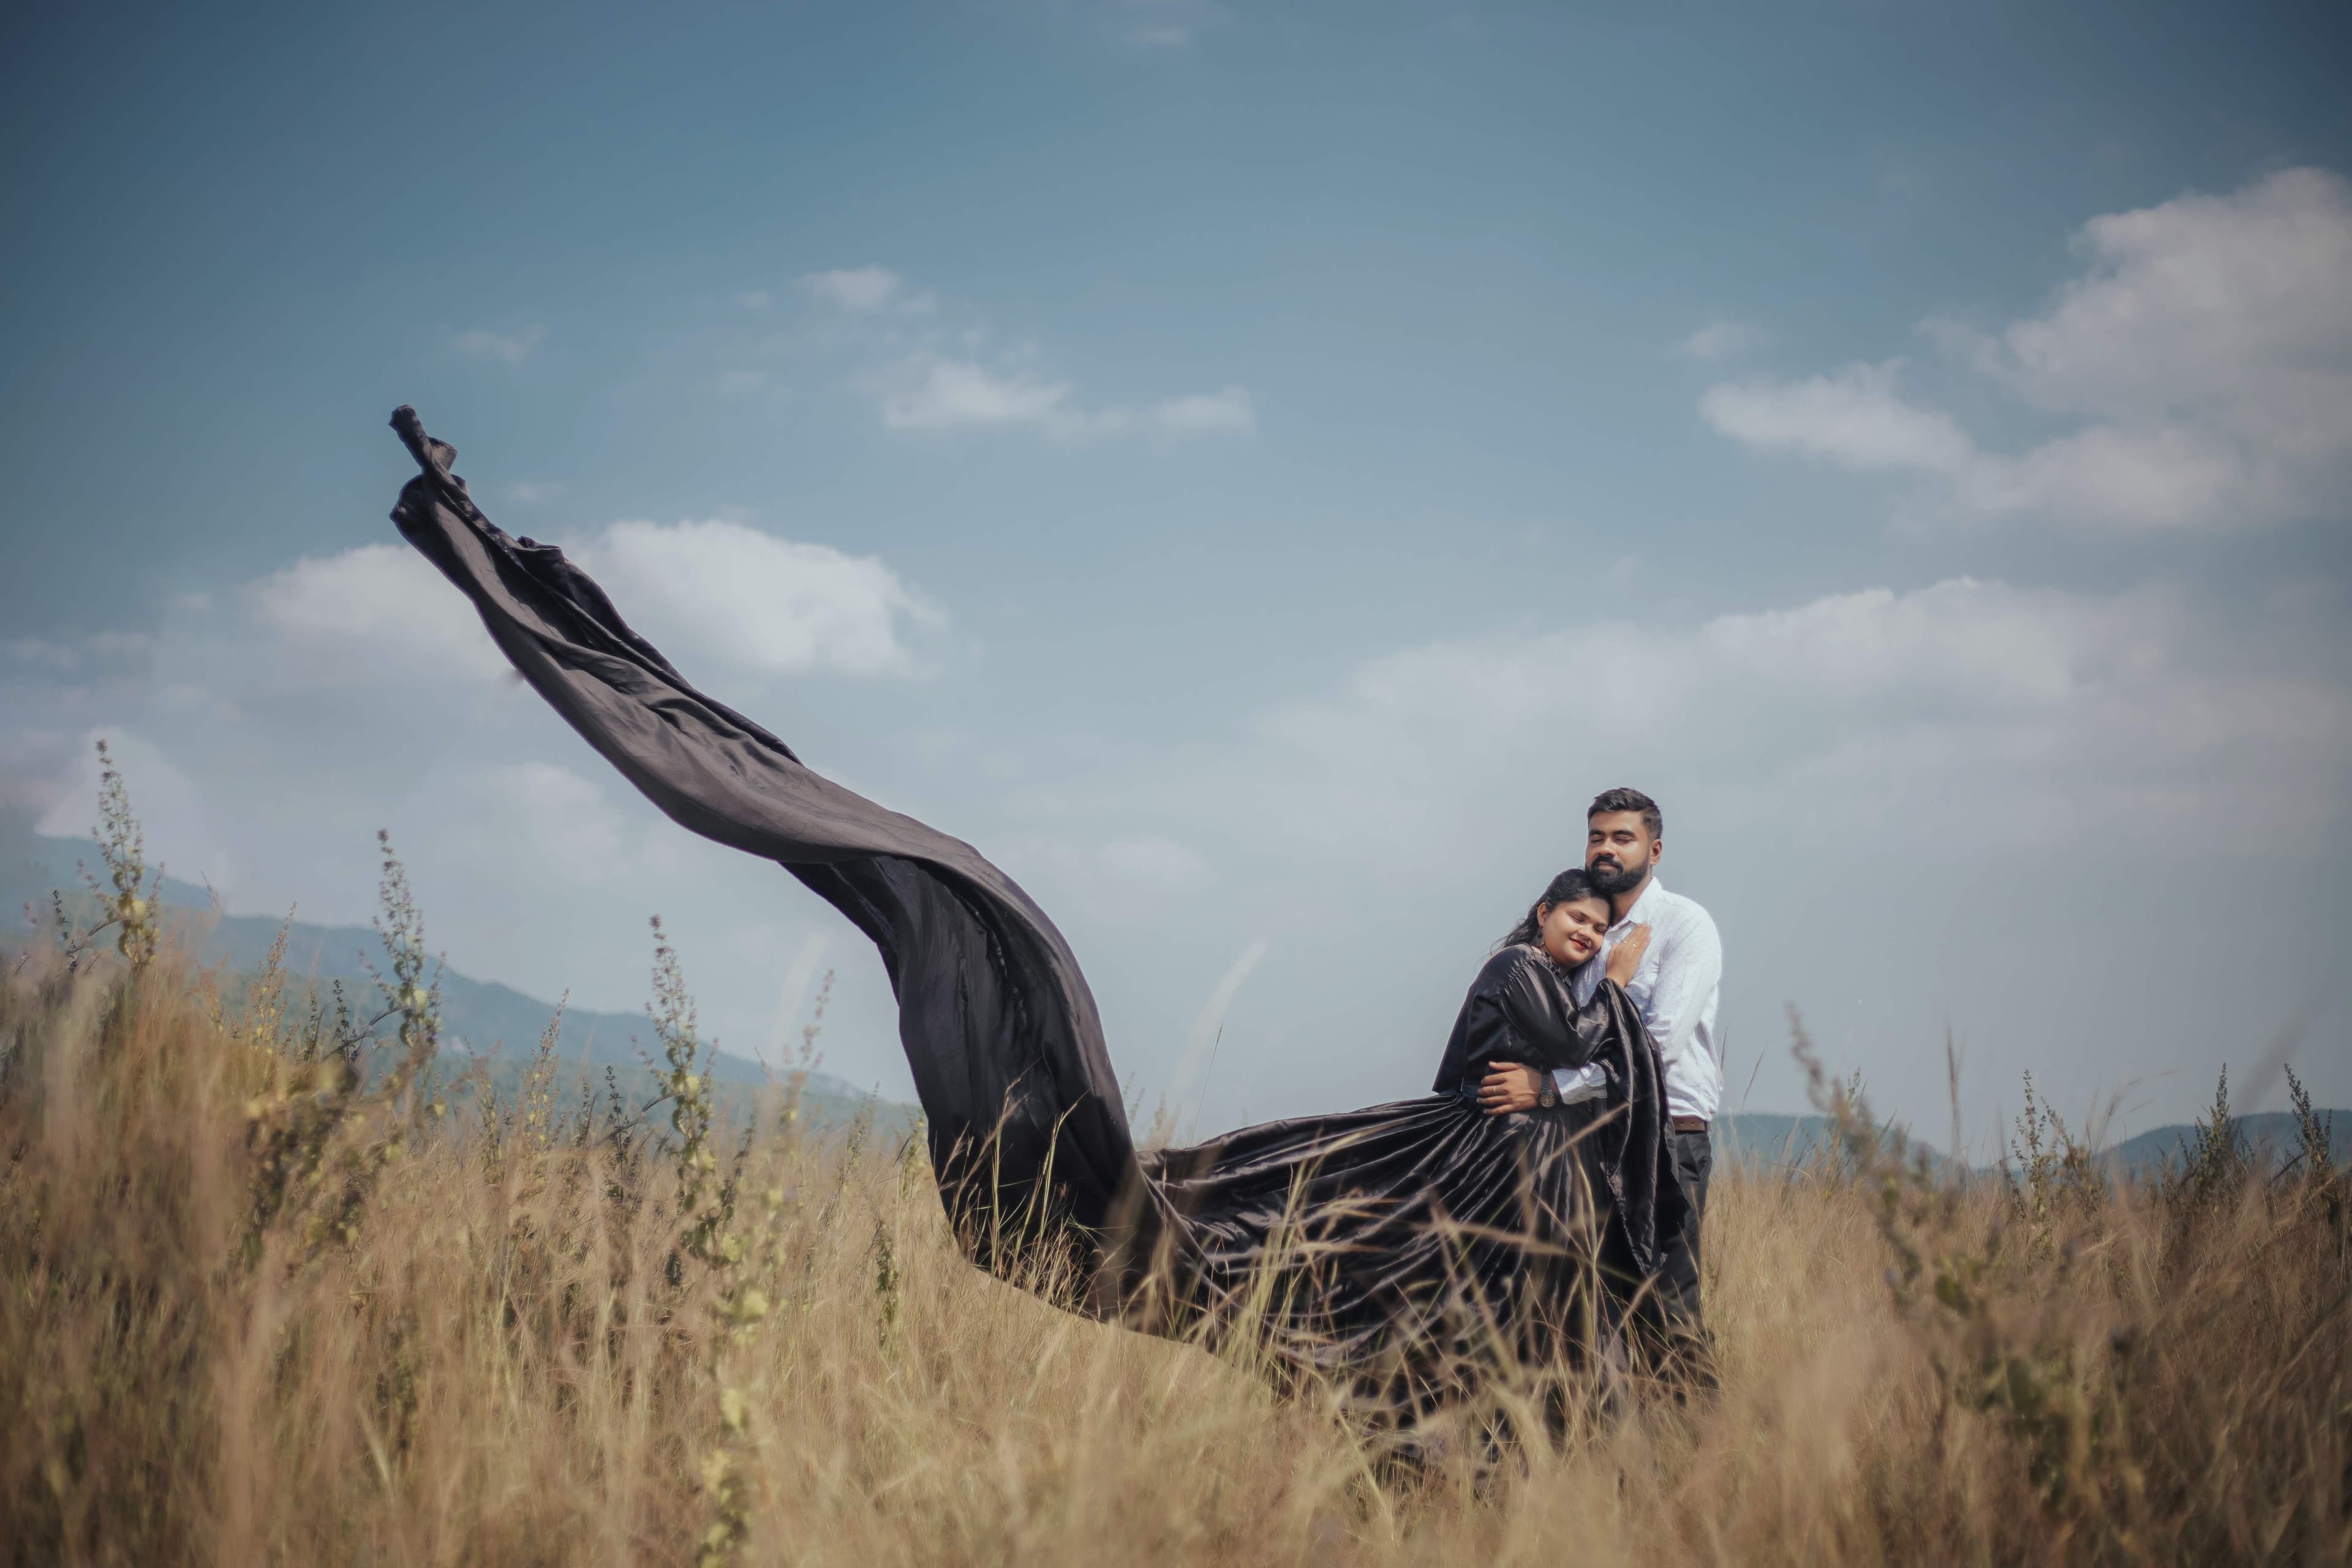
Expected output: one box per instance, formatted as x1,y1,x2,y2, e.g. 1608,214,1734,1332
1635,1128,1713,1379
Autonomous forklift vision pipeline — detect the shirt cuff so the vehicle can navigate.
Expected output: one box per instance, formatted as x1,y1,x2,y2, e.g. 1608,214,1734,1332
1551,1063,1608,1105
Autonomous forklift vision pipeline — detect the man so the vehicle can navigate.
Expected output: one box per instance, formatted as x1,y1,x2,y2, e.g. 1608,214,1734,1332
1476,786,1724,1363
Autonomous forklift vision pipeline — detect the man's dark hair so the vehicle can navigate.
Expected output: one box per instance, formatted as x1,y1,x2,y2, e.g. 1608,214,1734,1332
1588,786,1662,840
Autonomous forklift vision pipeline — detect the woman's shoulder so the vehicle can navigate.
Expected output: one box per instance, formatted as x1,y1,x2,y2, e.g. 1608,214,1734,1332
1472,942,1552,991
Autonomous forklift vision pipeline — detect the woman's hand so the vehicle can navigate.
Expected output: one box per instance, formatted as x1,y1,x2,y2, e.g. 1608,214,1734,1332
1477,1063,1546,1115
1605,924,1652,987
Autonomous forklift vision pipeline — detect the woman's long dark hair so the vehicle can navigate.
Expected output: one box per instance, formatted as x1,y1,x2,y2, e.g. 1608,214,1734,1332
1496,867,1607,952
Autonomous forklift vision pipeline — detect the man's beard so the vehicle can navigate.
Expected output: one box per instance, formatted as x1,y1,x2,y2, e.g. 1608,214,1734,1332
1586,853,1649,898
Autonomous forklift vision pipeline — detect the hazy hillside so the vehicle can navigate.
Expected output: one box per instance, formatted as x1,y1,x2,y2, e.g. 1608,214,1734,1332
2104,1111,2351,1177
1716,1110,2348,1178
1,814,908,1134
1717,1112,1913,1167
10,813,2337,1169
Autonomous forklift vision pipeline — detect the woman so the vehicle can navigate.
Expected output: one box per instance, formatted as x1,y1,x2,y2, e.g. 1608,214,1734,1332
386,409,1682,1419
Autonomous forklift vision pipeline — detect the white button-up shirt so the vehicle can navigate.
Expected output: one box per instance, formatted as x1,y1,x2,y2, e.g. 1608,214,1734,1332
1550,876,1724,1122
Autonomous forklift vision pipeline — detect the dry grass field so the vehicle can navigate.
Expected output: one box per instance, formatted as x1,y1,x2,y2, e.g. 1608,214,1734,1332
4,782,2346,1566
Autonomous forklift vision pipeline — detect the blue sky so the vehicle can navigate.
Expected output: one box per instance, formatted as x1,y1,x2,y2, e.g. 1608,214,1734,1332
5,0,2349,1150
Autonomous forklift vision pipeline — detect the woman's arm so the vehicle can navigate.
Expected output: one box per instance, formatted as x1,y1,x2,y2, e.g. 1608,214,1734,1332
1500,959,1607,1069
1477,929,1650,1115
1515,927,1648,1066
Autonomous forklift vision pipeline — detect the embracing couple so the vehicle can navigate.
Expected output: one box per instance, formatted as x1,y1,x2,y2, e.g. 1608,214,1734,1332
1457,786,1723,1373
389,410,1721,1421
1130,786,1721,1412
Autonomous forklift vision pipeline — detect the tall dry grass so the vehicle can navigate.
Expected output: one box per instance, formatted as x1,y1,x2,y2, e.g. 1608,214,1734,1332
3,771,2346,1565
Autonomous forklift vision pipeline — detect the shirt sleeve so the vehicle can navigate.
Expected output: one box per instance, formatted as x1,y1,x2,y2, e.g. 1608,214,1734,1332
1551,1063,1608,1102
1639,907,1722,1076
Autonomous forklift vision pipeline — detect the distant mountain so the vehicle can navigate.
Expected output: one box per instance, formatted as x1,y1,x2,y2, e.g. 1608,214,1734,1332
11,814,2339,1173
2102,1112,2350,1179
1716,1110,2349,1180
2,816,910,1134
1716,1113,1951,1172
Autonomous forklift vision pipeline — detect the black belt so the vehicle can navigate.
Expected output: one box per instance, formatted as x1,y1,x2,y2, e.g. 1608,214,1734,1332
1670,1115,1709,1134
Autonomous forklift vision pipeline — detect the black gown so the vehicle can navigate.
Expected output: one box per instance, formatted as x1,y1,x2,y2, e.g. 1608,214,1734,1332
386,409,1684,1417
1140,943,1684,1415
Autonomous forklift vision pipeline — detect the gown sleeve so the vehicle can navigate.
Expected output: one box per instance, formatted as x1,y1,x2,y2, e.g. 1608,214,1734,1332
1496,951,1618,1073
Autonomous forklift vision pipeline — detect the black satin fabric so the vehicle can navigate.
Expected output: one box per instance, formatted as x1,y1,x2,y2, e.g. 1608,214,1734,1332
1433,944,1686,1283
388,409,1682,1411
1139,948,1684,1414
1144,1096,1618,1417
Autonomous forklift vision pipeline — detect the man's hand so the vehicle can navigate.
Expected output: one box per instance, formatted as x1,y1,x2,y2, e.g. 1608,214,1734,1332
1477,1063,1545,1115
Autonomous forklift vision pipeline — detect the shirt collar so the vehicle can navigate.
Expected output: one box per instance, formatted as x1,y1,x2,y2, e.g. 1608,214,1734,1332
1611,875,1666,932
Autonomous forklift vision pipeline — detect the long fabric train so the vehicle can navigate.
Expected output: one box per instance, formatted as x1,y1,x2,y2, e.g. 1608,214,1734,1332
389,408,1676,1415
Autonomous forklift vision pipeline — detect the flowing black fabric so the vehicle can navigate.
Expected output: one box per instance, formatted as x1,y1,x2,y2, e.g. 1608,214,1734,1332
1434,944,1684,1283
388,407,1681,1408
1139,947,1684,1415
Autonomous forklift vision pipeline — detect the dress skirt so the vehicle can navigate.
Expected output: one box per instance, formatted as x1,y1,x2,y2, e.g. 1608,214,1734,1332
1142,1091,1626,1417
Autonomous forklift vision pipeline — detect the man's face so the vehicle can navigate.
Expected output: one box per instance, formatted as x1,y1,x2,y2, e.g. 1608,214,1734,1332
1585,811,1658,899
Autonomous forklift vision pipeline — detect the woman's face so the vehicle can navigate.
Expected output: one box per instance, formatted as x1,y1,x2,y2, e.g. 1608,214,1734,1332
1536,895,1612,967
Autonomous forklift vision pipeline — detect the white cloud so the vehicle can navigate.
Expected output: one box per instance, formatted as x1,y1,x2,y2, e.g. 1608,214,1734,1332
1679,320,1769,360
567,519,940,679
877,356,1253,442
454,326,545,365
1700,362,1973,473
796,266,931,315
1956,423,2248,529
1992,167,2352,429
881,358,1077,431
502,481,564,505
777,266,1251,443
1216,576,2349,865
236,524,937,689
1147,386,1254,434
1702,168,2352,532
247,543,510,684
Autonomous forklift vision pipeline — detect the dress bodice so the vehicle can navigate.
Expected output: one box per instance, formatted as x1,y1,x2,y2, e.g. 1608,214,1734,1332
1430,943,1621,1094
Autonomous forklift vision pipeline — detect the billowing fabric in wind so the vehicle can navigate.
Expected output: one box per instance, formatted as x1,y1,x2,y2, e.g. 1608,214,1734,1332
390,407,1680,1415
